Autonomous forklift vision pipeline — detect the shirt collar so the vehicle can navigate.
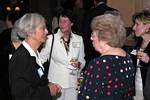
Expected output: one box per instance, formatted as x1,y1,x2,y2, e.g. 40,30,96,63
22,41,44,69
58,29,73,40
22,41,37,57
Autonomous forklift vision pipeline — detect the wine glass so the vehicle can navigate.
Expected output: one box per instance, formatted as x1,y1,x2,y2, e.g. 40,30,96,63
137,48,144,67
68,57,78,75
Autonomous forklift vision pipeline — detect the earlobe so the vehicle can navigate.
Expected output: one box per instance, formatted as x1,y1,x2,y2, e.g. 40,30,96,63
145,25,150,33
71,23,73,26
145,24,150,32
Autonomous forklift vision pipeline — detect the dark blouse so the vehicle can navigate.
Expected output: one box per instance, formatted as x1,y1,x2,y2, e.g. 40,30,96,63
130,37,150,88
9,45,52,100
78,55,135,100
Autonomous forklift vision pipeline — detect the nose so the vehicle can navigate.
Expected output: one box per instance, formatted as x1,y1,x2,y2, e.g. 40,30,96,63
90,36,93,41
45,28,48,35
132,25,136,31
90,33,94,41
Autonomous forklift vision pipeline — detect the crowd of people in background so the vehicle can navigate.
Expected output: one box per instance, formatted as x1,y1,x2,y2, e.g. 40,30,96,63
0,0,150,100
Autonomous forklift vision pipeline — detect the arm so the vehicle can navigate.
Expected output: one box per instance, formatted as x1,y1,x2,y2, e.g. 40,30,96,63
137,51,150,63
40,35,53,64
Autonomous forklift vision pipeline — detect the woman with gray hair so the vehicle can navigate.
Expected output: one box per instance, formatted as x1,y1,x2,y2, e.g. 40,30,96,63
9,20,25,59
78,14,135,100
9,13,61,100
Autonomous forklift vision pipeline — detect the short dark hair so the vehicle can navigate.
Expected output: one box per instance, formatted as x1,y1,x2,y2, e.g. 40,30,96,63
58,9,75,23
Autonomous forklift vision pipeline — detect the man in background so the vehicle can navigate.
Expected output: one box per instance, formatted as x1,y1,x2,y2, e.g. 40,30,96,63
81,0,119,66
0,12,22,100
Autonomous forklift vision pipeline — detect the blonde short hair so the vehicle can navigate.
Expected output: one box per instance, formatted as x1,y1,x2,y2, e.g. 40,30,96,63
132,10,150,25
91,13,126,47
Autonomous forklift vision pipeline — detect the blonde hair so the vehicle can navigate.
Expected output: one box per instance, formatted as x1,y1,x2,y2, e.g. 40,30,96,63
91,13,126,47
132,10,150,24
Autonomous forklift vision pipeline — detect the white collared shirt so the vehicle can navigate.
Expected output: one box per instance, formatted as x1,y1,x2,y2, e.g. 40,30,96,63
22,41,44,70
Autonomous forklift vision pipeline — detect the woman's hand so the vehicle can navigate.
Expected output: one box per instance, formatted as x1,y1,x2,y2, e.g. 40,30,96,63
137,51,150,63
71,61,81,69
48,82,62,96
70,58,81,69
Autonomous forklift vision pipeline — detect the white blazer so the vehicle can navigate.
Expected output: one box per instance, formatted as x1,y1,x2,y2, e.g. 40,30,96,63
40,29,85,88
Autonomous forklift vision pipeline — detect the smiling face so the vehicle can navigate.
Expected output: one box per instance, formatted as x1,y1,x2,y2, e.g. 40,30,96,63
59,16,73,34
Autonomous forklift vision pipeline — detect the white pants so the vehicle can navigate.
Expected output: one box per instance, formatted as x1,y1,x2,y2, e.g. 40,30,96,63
53,87,77,100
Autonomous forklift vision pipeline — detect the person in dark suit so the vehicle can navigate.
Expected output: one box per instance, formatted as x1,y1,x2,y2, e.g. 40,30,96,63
81,0,119,66
0,12,22,100
130,10,150,100
9,13,61,100
144,62,150,100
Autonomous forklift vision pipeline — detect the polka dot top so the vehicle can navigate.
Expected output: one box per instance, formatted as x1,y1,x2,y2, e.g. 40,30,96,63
78,55,135,100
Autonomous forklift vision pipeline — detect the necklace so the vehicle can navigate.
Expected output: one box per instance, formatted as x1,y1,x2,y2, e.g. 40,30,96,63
61,36,71,54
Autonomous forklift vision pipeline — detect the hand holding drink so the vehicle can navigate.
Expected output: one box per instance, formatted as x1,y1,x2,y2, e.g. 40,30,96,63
70,57,81,69
68,57,81,76
137,49,150,63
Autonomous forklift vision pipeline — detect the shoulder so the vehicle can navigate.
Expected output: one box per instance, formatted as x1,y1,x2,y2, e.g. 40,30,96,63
84,57,109,75
72,33,83,40
10,45,31,63
9,45,32,70
13,45,29,56
45,34,55,44
101,4,118,11
88,57,105,67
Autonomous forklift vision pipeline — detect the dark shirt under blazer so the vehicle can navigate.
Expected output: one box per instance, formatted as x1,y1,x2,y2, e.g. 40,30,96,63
9,44,52,100
130,38,150,88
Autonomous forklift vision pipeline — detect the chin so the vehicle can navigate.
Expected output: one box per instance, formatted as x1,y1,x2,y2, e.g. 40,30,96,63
94,47,98,51
135,34,140,37
41,38,46,43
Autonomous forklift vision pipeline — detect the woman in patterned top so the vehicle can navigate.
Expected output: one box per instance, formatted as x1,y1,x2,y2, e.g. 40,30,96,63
78,13,135,100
